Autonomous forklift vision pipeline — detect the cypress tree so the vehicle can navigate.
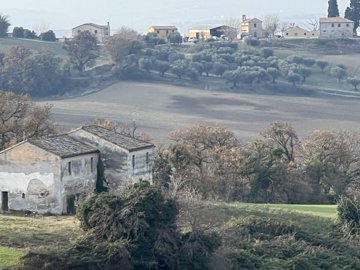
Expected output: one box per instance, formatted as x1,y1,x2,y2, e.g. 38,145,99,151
345,0,360,35
328,0,340,17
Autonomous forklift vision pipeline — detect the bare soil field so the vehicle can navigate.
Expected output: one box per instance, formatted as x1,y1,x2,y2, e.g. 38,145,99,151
43,81,360,144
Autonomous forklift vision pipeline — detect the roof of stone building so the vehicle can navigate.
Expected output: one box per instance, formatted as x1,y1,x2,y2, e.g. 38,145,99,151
320,17,353,23
72,23,109,30
150,26,178,30
76,125,155,152
30,134,99,158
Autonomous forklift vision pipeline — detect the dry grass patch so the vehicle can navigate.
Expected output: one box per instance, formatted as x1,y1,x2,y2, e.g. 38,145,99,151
0,215,81,249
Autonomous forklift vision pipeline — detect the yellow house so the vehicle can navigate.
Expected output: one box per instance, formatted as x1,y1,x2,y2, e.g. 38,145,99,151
188,29,211,40
284,26,318,39
241,15,263,38
148,26,178,39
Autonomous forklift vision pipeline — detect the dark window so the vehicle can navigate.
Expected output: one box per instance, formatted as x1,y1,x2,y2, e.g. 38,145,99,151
1,192,8,211
304,32,307,35
166,30,169,34
90,157,94,172
347,23,350,27
172,30,174,32
68,162,72,175
22,193,25,199
94,30,98,34
146,152,149,166
338,24,341,27
157,30,159,34
132,155,135,170
331,24,335,27
254,23,257,28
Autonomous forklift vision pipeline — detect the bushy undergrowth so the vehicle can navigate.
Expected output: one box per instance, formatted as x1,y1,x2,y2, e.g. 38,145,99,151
217,216,360,269
20,182,220,270
337,196,360,236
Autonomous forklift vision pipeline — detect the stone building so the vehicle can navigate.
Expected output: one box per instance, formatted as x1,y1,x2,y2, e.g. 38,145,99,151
68,126,155,193
0,135,99,215
0,126,155,214
241,15,264,38
284,26,319,39
319,17,354,38
188,28,211,41
148,26,178,39
72,22,110,43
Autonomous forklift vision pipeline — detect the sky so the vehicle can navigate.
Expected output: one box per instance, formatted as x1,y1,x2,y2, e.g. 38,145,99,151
1,0,350,36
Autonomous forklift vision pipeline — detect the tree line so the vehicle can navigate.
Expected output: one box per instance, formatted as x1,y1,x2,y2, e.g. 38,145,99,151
154,122,360,204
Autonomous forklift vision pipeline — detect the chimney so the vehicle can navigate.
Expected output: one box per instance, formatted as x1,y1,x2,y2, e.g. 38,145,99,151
242,15,247,22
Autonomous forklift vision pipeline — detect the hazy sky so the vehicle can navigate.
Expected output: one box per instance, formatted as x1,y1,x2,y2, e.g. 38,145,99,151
1,0,350,35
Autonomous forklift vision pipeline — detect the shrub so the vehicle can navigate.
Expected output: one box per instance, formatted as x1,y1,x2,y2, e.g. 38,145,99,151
244,38,260,47
337,196,360,235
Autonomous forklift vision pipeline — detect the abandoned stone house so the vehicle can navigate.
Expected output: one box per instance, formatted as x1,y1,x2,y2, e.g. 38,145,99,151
68,125,155,193
0,126,155,214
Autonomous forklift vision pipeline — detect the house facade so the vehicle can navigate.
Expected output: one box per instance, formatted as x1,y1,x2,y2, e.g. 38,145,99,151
188,28,211,41
284,26,319,39
319,17,354,38
0,135,99,215
148,26,178,39
69,126,155,193
72,22,110,43
210,25,238,39
241,16,263,38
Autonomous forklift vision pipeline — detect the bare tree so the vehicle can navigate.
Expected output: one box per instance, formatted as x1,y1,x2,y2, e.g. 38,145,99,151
263,14,280,38
307,18,319,31
104,26,144,64
0,91,56,150
223,18,242,39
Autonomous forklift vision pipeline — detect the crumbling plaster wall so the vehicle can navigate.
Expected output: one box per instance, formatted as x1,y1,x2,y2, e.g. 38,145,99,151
0,143,62,214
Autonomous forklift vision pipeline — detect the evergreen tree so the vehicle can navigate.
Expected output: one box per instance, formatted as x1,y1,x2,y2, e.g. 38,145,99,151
345,0,360,35
328,0,340,17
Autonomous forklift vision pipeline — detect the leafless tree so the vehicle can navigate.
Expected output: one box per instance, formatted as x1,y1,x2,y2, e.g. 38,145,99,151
263,14,280,38
223,18,242,39
0,91,56,150
307,18,319,31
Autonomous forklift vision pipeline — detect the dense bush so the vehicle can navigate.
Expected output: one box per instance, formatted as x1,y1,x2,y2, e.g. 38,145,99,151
21,182,220,270
337,196,360,235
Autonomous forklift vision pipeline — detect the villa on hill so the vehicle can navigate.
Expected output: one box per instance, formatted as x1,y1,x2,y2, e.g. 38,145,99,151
319,17,354,38
148,26,178,39
72,22,111,43
0,126,155,215
241,15,264,39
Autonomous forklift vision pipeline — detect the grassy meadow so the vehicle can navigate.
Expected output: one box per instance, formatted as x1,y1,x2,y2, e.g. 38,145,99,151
0,203,338,268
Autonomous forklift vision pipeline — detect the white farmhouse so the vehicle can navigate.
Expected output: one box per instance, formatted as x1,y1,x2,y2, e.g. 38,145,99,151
319,17,354,38
72,22,110,43
0,126,156,214
0,135,99,215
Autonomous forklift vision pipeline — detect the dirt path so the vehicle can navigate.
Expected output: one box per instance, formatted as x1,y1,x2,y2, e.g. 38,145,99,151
41,81,360,144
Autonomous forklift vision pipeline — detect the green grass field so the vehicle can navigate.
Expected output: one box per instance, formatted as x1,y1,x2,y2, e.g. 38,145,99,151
0,247,24,268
